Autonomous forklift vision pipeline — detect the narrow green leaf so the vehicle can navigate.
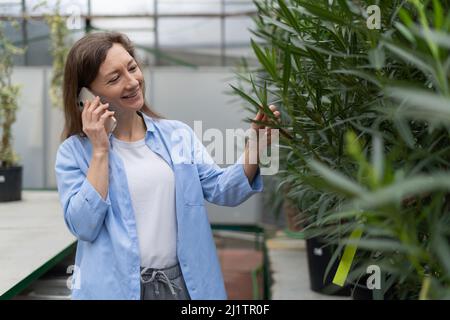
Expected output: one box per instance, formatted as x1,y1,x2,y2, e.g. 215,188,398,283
229,84,261,109
398,8,414,27
299,40,363,59
386,87,450,123
295,1,347,25
394,22,416,44
383,42,434,76
412,27,450,49
393,118,416,148
282,45,291,98
318,210,365,224
352,173,450,210
368,48,385,70
433,232,450,276
277,0,302,34
308,159,366,197
262,81,268,107
341,238,422,256
261,16,297,34
332,69,382,88
371,134,384,185
251,39,278,80
433,0,444,29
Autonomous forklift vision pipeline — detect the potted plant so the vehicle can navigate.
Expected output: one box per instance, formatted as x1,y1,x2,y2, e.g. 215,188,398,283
232,0,389,296
34,0,71,109
0,21,25,202
234,0,450,299
306,0,450,299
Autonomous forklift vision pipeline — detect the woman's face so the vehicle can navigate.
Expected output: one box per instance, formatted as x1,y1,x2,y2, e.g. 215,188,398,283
90,43,144,113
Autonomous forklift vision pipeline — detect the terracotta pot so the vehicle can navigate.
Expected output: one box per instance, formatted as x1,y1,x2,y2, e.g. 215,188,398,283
282,199,303,232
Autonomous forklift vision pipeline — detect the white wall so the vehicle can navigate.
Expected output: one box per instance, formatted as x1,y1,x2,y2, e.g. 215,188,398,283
11,67,46,189
9,66,263,224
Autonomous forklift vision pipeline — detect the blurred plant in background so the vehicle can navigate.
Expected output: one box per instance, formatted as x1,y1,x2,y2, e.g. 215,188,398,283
34,0,71,109
0,20,25,168
233,0,450,299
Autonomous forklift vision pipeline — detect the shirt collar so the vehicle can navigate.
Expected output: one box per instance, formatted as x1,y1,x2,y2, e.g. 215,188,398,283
137,110,156,133
108,110,156,140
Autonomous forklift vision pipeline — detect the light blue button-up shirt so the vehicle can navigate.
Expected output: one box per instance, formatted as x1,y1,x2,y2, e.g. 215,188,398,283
54,111,263,300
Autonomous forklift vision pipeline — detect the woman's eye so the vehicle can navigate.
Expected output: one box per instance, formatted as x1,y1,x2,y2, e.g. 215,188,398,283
108,66,137,84
109,76,119,83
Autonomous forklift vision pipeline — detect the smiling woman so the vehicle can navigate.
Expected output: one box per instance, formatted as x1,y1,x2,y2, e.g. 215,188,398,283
55,31,273,300
61,32,164,143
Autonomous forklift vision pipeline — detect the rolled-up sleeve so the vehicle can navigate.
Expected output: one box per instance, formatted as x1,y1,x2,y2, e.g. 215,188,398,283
185,124,264,207
55,140,110,242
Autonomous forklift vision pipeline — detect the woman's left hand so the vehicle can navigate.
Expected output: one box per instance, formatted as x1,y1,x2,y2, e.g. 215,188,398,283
250,104,281,148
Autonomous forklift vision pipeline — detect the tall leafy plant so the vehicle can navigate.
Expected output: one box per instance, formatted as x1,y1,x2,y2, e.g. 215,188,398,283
234,0,450,299
233,0,400,235
0,21,24,168
34,0,71,109
307,0,450,299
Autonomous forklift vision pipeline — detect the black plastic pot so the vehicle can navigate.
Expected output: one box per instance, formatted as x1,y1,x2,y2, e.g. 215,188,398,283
351,276,373,300
0,166,22,202
305,237,352,296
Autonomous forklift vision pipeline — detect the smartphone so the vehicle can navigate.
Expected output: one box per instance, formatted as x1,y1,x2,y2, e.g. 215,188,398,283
78,87,117,134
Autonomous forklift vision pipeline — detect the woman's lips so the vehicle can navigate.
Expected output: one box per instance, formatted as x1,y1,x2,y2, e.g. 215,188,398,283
121,89,140,100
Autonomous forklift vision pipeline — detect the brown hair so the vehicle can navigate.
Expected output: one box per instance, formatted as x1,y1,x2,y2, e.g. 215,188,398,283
61,32,164,141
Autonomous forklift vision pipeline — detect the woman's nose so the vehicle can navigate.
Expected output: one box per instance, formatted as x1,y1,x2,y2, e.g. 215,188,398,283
125,72,140,89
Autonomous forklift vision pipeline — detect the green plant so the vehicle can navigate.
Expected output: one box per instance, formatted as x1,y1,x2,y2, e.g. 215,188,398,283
0,20,25,168
34,0,71,109
233,0,398,238
233,0,396,226
306,1,450,299
233,0,450,299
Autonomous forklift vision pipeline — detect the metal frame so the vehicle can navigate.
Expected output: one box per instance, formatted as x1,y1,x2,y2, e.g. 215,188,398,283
1,0,257,67
212,224,270,300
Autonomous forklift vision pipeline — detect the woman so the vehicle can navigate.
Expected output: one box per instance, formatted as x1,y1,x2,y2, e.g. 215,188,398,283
55,32,280,300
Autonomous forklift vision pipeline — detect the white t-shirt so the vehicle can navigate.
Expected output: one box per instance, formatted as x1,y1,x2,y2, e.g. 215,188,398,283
111,135,178,269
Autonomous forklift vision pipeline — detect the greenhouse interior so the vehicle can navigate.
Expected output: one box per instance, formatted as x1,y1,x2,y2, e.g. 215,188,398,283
0,0,449,302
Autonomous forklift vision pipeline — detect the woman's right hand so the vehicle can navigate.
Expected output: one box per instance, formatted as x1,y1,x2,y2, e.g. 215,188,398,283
81,96,115,154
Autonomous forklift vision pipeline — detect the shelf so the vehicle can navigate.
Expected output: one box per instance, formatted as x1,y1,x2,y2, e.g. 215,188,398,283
0,191,76,299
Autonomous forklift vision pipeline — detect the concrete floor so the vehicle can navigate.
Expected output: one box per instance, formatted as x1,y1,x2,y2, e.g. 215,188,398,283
12,229,356,300
12,231,264,300
3,191,351,300
267,232,351,300
0,191,75,298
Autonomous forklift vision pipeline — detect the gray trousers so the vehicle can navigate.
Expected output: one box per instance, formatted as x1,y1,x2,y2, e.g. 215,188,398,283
140,263,191,300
